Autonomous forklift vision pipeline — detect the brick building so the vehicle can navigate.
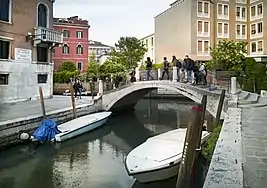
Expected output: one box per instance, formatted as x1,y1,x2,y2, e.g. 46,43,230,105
0,0,62,102
53,16,90,72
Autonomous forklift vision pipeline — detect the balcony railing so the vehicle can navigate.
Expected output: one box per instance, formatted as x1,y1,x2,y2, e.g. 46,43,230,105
236,0,246,4
34,27,63,45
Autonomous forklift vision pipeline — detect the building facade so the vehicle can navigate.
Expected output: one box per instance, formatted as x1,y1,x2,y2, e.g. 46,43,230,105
140,34,155,63
53,16,90,72
155,0,267,63
88,40,113,62
0,0,62,102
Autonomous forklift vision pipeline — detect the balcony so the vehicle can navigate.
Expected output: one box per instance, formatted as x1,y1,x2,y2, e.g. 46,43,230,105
197,31,209,37
217,33,229,38
33,27,63,46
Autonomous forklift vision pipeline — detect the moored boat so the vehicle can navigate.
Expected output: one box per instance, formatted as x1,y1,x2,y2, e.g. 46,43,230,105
125,128,210,183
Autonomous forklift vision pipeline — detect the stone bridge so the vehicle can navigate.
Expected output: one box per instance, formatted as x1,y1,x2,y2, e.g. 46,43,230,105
101,80,227,118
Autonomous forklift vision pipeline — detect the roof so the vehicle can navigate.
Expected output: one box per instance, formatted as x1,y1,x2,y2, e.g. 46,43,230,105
53,16,90,28
139,33,154,40
88,40,112,48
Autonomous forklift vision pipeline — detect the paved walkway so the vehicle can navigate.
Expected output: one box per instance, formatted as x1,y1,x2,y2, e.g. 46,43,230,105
242,106,267,188
0,96,94,122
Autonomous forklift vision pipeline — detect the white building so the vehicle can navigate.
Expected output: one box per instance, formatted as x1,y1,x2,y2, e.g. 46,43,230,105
0,0,62,103
88,40,113,62
140,34,155,63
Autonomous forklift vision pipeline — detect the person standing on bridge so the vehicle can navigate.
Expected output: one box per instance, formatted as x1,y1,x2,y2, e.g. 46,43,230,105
172,56,182,82
145,57,153,81
184,55,195,83
161,57,170,80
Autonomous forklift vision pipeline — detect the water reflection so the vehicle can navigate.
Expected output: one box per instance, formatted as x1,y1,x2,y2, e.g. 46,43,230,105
0,98,208,188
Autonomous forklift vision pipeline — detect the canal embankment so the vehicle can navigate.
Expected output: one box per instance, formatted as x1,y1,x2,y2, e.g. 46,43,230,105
0,96,101,150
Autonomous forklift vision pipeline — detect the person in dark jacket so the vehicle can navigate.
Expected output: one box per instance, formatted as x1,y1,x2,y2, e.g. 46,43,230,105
77,80,83,99
172,56,181,81
145,57,153,80
73,79,79,98
161,57,170,80
184,55,195,83
129,69,136,82
115,74,123,88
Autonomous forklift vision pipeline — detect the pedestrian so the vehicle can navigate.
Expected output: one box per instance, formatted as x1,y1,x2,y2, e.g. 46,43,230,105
199,62,207,85
172,56,182,81
77,80,83,99
145,57,153,81
161,57,170,80
129,68,136,83
184,55,195,83
73,79,79,98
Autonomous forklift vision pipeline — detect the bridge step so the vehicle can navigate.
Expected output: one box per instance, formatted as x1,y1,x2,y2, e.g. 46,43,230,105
238,93,259,105
238,90,250,101
240,96,267,108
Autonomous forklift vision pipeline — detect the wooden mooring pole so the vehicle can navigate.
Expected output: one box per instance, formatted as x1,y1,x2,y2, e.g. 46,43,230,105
214,89,226,128
39,86,46,119
70,83,77,119
90,80,94,100
176,102,203,188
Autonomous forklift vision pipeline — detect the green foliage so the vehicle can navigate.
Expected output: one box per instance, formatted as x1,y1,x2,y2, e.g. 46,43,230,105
202,125,222,161
86,59,99,80
209,39,247,76
53,70,79,83
59,61,77,72
109,37,147,70
240,58,267,93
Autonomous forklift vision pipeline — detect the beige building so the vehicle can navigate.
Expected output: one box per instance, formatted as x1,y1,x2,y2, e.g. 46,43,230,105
140,34,155,63
155,0,267,63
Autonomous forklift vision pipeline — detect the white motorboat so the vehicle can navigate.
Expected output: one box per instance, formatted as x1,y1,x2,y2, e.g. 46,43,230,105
54,111,112,142
125,128,210,183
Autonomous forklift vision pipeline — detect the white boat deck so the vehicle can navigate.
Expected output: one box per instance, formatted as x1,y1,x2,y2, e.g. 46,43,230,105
126,129,210,174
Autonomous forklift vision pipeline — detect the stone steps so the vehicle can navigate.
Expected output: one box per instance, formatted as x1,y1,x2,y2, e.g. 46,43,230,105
238,92,259,106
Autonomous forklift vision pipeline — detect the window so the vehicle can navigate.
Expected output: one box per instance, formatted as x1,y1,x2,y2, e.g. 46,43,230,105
0,0,11,22
217,22,229,38
77,62,83,71
76,44,83,54
251,42,256,52
250,3,263,20
236,24,246,39
197,20,210,37
62,44,69,54
197,40,210,56
37,46,48,62
236,6,246,21
63,30,70,38
218,4,229,19
250,22,263,38
76,31,83,38
0,74,8,85
197,1,210,18
258,41,263,52
0,40,10,59
37,74,48,84
37,3,47,27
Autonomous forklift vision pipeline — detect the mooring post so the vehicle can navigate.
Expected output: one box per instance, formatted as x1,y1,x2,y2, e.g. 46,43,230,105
214,89,226,129
176,103,203,188
89,79,94,100
70,83,77,119
39,86,46,119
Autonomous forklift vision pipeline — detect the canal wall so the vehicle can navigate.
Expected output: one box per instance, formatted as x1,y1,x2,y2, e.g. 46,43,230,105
203,100,243,187
0,102,101,150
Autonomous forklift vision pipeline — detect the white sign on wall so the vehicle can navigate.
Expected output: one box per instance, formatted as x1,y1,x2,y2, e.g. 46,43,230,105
15,48,32,62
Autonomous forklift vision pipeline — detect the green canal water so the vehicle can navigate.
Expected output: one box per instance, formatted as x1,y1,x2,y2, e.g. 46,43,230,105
0,98,211,188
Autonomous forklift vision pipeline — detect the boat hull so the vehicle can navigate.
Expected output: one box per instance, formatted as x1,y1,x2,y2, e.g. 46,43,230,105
55,117,109,142
129,163,179,183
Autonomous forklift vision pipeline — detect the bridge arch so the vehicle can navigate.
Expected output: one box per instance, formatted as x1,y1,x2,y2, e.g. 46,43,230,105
102,81,225,118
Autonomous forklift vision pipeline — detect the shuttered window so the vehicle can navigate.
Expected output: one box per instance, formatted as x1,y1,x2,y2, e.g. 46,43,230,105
0,0,10,22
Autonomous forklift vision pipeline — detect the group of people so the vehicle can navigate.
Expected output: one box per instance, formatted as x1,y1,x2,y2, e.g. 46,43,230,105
145,55,207,85
72,79,84,99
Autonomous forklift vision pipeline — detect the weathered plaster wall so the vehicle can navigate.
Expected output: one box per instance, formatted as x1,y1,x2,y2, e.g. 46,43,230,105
0,61,53,102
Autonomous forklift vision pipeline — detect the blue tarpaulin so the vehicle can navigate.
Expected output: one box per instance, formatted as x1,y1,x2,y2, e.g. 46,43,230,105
33,119,61,142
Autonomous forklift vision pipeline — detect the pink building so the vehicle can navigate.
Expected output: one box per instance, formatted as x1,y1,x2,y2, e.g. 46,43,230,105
53,16,90,72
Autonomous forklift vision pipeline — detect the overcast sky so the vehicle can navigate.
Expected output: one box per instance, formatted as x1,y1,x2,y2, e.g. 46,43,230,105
53,0,174,46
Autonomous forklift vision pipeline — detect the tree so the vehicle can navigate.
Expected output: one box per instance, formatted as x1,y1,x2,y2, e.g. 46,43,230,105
207,39,247,76
86,53,99,80
59,61,77,72
109,37,147,70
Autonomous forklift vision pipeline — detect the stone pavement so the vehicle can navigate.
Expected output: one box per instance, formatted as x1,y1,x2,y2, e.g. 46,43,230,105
0,96,94,122
241,105,267,188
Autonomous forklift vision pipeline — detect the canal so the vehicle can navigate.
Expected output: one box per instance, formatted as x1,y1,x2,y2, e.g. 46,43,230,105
0,97,211,188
